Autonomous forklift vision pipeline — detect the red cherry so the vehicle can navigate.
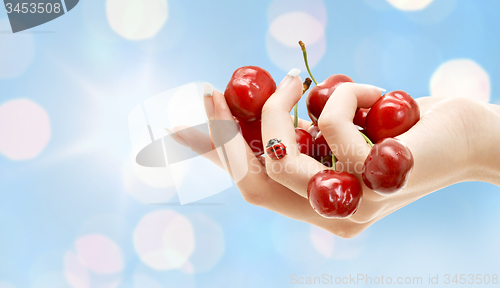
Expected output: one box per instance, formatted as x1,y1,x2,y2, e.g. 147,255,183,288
306,74,354,124
235,119,264,156
364,90,420,143
362,138,414,195
225,66,276,121
353,108,370,128
307,124,320,139
312,131,331,160
307,170,362,218
295,128,314,157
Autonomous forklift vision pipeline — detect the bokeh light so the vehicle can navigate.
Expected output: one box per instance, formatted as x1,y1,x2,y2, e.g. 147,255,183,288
106,0,168,40
266,0,327,72
133,210,195,270
187,213,225,273
122,150,177,204
386,0,434,11
269,12,324,48
64,251,90,288
0,19,35,79
430,59,490,103
0,99,51,160
310,226,334,258
74,234,124,274
403,0,457,25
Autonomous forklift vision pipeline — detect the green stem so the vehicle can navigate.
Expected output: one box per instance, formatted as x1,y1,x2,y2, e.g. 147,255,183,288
299,41,318,85
360,131,374,147
321,155,337,171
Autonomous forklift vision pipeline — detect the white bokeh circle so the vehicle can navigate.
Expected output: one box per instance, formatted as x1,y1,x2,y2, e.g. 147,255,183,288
310,226,334,258
269,12,324,48
188,213,225,273
0,19,35,79
106,0,168,40
64,251,90,288
133,210,195,271
386,0,434,11
266,10,326,72
430,59,490,103
122,151,177,204
74,234,125,274
0,99,51,160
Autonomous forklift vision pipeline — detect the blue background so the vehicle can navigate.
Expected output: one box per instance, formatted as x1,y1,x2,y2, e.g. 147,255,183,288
0,0,499,287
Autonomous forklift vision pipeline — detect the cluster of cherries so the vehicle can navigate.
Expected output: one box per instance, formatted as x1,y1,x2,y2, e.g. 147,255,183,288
223,41,420,219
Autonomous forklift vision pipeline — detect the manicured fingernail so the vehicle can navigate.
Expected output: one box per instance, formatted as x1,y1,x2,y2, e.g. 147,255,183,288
164,127,175,135
203,82,213,97
171,127,190,147
204,82,215,120
277,68,301,90
359,84,386,94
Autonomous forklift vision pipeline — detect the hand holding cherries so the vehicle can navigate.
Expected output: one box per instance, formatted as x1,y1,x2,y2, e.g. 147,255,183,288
222,40,420,220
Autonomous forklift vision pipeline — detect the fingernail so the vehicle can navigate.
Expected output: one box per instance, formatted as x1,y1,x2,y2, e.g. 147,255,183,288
204,82,215,120
277,68,301,91
359,84,386,94
171,128,190,147
203,82,213,97
164,127,175,135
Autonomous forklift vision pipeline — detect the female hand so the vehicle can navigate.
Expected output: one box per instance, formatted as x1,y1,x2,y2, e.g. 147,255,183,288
171,70,500,238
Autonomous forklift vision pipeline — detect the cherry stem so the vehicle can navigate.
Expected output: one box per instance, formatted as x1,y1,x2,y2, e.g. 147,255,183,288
299,41,318,85
322,155,337,171
294,78,312,128
300,40,375,149
360,131,374,147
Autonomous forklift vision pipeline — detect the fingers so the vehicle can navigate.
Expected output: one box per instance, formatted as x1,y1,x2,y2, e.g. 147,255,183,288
318,83,385,169
262,68,303,156
205,85,267,184
167,126,224,169
261,69,326,198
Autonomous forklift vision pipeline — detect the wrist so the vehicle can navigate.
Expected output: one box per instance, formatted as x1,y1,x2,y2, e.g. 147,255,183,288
469,103,500,185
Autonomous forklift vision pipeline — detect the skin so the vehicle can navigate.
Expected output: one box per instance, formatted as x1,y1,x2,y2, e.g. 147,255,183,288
172,75,500,238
